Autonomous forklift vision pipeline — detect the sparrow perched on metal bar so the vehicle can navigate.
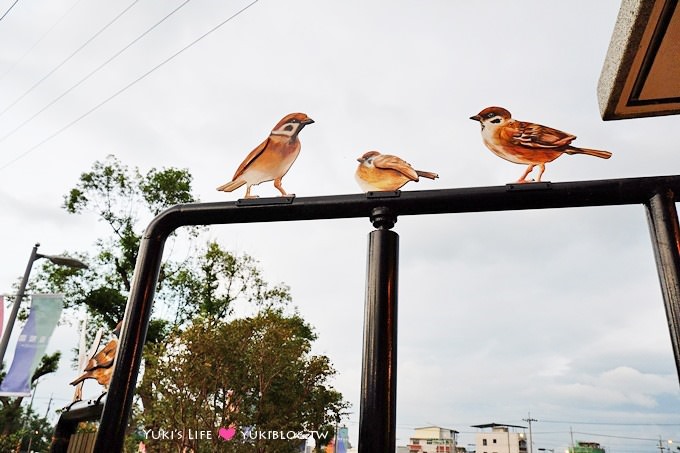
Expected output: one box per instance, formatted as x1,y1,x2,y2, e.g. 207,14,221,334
217,112,314,198
70,321,122,389
470,106,612,183
355,151,439,192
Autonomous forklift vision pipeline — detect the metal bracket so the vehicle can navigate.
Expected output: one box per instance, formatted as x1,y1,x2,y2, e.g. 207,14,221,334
236,195,296,206
506,182,552,191
366,190,401,199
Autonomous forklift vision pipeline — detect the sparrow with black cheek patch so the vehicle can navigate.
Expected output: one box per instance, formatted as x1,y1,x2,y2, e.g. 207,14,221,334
355,151,439,192
217,112,314,198
470,106,612,183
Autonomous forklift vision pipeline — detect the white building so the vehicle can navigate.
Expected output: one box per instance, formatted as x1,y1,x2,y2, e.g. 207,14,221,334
406,426,459,453
471,423,528,453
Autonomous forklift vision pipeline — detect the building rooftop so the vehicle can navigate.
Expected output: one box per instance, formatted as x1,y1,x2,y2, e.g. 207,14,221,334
414,426,459,434
470,423,527,430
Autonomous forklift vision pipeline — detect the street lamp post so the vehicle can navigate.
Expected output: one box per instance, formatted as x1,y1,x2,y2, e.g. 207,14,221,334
0,243,87,366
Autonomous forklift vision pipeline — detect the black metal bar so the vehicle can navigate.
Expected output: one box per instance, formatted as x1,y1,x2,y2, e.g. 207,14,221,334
118,176,680,236
359,208,399,453
645,189,680,381
50,398,105,453
94,175,680,451
93,235,166,452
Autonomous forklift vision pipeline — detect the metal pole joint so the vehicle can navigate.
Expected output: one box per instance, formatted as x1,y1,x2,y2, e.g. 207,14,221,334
370,206,397,230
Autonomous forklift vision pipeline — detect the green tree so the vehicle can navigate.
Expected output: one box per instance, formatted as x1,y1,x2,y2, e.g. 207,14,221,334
135,241,298,437
141,308,346,453
0,410,53,453
0,352,61,448
36,154,198,338
35,156,348,452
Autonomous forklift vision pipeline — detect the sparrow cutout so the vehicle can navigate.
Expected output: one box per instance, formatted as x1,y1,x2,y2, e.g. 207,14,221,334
70,321,121,389
355,151,439,192
217,112,314,198
470,106,612,183
72,320,103,401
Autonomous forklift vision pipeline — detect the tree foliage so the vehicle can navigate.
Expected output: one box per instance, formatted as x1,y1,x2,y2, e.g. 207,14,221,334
36,154,198,338
31,156,348,452
0,408,53,453
0,351,62,449
141,309,347,453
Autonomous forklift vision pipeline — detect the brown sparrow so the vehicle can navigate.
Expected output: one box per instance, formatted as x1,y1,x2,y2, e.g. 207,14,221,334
470,106,612,183
217,112,314,198
355,151,438,192
70,322,121,388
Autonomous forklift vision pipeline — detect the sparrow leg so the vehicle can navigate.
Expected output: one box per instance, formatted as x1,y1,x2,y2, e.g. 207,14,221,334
274,178,292,197
244,185,259,199
517,165,535,183
536,164,546,182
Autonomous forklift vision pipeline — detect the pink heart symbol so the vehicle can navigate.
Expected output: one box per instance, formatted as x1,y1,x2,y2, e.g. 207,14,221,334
218,427,236,441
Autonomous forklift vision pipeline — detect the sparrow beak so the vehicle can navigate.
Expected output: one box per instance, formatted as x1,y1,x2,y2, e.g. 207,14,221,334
469,115,481,122
356,157,364,163
301,118,315,126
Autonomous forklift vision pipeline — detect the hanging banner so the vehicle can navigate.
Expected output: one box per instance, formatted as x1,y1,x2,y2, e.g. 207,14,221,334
0,295,4,338
0,294,63,397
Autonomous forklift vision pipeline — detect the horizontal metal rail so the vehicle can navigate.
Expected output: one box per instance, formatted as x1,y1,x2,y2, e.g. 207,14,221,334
140,176,680,238
95,175,680,452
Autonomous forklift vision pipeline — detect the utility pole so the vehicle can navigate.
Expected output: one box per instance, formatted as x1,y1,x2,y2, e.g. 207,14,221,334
658,437,672,453
44,393,54,419
522,413,537,453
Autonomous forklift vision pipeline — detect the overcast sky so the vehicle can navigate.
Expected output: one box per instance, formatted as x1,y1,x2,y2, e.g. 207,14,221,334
1,0,679,451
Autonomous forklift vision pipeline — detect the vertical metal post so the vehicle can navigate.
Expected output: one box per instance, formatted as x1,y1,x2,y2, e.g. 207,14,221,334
645,189,680,381
359,207,399,453
93,234,167,452
0,243,39,366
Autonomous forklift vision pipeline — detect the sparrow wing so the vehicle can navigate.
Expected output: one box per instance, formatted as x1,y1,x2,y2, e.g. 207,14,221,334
84,339,117,371
232,137,271,179
372,154,419,181
510,121,576,149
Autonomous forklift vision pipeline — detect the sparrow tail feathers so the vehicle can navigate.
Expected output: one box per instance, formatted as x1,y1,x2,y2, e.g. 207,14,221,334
416,170,439,180
565,146,612,159
217,179,246,192
70,374,88,386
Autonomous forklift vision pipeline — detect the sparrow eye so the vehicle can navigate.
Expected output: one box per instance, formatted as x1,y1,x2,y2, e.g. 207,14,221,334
486,113,496,119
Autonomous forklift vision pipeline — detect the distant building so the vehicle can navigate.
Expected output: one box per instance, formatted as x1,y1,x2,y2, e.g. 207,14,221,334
569,441,605,453
406,426,460,453
471,423,528,453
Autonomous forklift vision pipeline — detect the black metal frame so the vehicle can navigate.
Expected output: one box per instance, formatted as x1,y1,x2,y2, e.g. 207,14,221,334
51,395,106,453
90,175,680,453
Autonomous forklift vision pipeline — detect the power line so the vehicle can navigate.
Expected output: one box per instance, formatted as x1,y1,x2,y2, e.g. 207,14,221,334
0,0,140,118
541,419,680,427
0,0,19,22
0,0,260,171
0,0,86,81
0,0,192,144
572,430,664,442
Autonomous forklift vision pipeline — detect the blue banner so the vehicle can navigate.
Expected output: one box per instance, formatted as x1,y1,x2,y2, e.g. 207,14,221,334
0,294,63,397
